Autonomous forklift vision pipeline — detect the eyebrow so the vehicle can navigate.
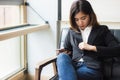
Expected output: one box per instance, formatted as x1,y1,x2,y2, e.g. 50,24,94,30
74,15,87,19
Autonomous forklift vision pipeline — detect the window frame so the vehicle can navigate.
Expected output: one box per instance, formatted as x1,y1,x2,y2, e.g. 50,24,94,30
0,3,49,80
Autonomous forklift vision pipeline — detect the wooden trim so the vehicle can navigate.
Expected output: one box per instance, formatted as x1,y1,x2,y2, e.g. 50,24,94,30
35,56,57,80
23,0,27,23
23,35,27,69
52,62,57,75
7,69,26,80
0,24,49,41
20,35,27,69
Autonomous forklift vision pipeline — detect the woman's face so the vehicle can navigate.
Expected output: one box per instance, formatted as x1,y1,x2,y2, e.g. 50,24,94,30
74,12,90,30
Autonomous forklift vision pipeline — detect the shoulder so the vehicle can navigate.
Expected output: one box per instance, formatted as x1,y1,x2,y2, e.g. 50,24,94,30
100,25,109,29
67,28,76,34
92,25,111,36
68,27,81,34
65,28,80,38
94,25,109,31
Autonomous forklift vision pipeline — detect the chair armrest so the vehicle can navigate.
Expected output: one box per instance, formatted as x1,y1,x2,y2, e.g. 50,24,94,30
35,55,57,80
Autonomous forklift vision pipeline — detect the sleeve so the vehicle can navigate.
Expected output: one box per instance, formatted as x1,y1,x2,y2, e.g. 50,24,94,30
96,44,120,57
63,29,73,51
96,26,120,57
103,26,119,46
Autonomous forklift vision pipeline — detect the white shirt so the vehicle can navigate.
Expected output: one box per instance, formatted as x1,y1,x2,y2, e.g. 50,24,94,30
79,26,92,62
80,26,92,43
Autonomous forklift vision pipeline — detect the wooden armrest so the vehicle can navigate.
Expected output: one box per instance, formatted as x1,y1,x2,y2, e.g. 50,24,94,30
35,55,57,80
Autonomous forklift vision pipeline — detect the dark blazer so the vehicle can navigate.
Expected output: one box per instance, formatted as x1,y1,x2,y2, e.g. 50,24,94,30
64,25,120,69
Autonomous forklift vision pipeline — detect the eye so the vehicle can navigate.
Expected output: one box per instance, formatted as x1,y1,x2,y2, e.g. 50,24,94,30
75,18,79,21
81,16,87,20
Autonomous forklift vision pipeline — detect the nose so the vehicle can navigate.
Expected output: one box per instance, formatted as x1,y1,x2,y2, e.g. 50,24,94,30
78,20,83,26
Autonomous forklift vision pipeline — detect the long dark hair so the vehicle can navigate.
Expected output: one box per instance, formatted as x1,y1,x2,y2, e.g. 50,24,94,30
69,0,99,31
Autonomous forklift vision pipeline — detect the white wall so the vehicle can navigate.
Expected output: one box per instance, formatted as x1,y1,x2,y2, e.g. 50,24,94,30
89,0,120,22
27,0,57,80
62,0,120,22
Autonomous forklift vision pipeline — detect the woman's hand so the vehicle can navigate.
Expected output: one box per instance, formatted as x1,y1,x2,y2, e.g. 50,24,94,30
78,42,97,52
56,48,71,55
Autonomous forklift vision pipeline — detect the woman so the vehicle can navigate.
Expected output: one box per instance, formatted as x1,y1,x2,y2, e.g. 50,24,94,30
56,0,120,80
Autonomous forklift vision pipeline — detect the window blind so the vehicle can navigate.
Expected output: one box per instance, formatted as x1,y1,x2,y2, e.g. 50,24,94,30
0,0,24,5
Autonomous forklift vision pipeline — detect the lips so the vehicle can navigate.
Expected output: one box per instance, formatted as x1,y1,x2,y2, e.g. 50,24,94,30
80,26,86,30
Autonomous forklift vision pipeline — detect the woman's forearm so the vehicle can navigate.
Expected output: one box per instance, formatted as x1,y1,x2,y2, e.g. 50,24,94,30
78,42,97,52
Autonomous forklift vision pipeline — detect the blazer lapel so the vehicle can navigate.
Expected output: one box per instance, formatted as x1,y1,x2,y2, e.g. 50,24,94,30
88,26,99,44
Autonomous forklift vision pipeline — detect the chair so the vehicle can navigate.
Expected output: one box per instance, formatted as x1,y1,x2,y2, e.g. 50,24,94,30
35,56,57,80
35,27,120,80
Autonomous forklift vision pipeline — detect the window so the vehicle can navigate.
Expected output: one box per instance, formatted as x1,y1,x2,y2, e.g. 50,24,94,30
0,0,49,79
0,37,22,79
0,6,20,29
0,5,25,79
